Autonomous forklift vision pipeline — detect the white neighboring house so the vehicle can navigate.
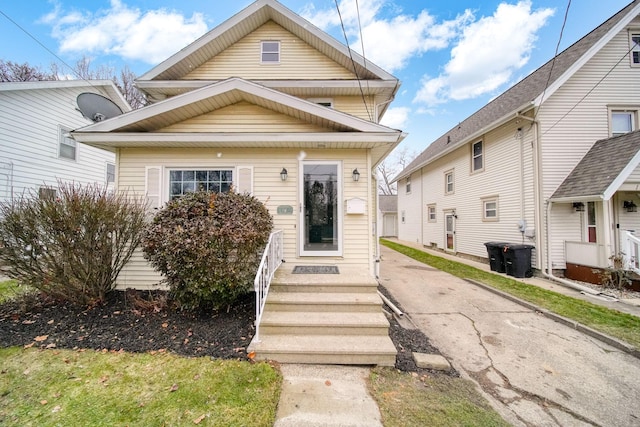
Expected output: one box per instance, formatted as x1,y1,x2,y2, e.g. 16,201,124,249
378,194,398,237
394,1,640,284
0,80,131,203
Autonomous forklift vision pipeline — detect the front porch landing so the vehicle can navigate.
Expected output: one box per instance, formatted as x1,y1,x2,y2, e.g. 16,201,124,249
247,265,397,366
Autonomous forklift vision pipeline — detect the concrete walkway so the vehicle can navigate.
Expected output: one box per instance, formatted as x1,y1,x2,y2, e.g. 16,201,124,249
378,244,640,427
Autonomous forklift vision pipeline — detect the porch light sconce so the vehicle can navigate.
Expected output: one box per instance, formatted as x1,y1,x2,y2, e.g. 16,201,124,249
352,168,360,182
452,209,458,219
623,200,637,212
280,168,288,181
572,202,585,212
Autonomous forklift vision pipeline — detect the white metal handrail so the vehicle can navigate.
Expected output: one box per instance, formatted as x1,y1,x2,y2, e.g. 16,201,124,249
253,230,284,342
620,230,640,274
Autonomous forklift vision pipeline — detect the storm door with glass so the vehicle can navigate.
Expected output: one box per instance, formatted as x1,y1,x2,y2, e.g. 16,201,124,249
300,161,342,256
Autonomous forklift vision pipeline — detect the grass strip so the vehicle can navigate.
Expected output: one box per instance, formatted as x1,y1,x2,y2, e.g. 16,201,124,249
0,347,281,427
369,367,510,427
381,239,640,349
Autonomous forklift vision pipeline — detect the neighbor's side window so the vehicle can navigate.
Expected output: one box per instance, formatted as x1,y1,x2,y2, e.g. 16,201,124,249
58,126,77,161
261,41,280,63
427,204,436,222
401,210,406,224
630,32,640,65
406,176,411,194
471,140,483,172
611,110,636,136
483,198,498,221
444,170,454,195
106,163,115,184
169,169,233,200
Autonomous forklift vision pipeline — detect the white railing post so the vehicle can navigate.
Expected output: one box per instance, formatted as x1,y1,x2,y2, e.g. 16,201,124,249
253,230,283,343
620,230,640,274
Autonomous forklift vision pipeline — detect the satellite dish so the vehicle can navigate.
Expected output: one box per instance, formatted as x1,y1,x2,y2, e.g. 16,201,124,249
76,92,123,122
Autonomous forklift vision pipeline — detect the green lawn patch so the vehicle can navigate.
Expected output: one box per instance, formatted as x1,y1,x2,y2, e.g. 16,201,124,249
381,239,640,349
0,279,30,304
0,347,281,427
369,368,510,427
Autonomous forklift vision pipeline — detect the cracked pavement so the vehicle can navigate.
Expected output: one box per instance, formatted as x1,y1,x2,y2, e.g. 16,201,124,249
379,245,640,427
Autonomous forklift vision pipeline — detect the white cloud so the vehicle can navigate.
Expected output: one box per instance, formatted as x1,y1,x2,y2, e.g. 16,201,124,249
41,0,208,64
302,0,471,73
414,1,554,106
380,106,410,129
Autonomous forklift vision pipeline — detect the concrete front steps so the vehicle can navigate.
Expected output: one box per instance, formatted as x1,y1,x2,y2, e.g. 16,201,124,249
248,268,397,366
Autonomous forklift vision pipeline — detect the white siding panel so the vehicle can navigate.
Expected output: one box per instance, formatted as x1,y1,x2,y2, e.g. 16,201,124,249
397,171,422,244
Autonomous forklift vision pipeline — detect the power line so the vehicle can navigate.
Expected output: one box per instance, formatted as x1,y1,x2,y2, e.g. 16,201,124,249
333,0,373,122
533,0,571,122
354,0,373,121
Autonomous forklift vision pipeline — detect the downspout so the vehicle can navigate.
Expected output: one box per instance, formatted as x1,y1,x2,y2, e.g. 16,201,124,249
518,113,601,295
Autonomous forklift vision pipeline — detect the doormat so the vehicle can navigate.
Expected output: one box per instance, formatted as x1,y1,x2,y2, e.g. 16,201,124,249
292,266,339,274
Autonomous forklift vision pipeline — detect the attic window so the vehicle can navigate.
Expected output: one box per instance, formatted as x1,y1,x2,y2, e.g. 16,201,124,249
308,98,333,108
261,41,280,63
630,32,640,65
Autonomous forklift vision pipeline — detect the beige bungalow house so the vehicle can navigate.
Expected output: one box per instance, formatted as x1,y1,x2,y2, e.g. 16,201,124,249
394,1,640,286
72,0,405,364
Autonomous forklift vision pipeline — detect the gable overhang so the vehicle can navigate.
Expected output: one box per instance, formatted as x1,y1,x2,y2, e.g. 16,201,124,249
137,0,395,83
73,78,398,134
533,2,640,107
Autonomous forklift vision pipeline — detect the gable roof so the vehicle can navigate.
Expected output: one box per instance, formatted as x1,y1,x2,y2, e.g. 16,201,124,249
396,0,640,182
71,77,405,163
379,195,397,213
137,0,396,83
550,130,640,202
0,80,131,113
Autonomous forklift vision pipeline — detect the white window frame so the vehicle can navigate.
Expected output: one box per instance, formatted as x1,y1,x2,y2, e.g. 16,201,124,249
630,31,640,66
444,170,454,195
610,109,637,136
167,168,234,200
482,197,498,222
106,162,115,184
586,201,597,243
58,126,77,161
471,140,484,172
261,41,280,64
427,204,436,223
406,176,411,194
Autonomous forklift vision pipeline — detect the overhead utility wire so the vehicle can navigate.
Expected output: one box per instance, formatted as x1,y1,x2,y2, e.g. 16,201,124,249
533,0,571,123
334,0,373,122
0,9,99,88
355,0,374,121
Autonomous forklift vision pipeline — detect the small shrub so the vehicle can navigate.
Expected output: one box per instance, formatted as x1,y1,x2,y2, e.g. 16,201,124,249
600,252,632,292
0,182,147,305
141,191,273,310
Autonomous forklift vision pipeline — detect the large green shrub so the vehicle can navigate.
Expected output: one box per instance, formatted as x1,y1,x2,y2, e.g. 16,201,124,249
0,182,147,305
141,191,273,310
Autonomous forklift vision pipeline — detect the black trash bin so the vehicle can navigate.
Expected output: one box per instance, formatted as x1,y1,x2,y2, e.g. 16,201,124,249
503,244,534,278
484,242,509,273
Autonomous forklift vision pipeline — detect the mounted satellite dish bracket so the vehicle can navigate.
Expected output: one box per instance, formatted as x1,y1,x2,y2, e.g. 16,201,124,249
76,92,123,123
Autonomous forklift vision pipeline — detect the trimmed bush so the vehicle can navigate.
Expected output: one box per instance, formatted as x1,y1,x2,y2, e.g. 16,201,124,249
0,182,147,305
141,191,273,310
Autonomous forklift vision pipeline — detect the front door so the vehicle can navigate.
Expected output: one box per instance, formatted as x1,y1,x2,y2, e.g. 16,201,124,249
445,212,456,251
300,161,342,256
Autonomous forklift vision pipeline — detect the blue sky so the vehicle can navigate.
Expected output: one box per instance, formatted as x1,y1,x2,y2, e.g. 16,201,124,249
0,0,632,155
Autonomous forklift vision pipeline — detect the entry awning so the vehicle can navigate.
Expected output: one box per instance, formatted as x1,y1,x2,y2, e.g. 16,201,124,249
550,130,640,203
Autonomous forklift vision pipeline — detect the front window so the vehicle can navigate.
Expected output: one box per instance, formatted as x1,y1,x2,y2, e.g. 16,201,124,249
406,177,411,194
106,163,115,184
169,169,233,200
59,127,76,161
444,170,454,195
611,111,635,136
472,140,483,172
483,198,498,221
587,201,597,243
261,41,280,63
427,205,436,222
631,33,640,65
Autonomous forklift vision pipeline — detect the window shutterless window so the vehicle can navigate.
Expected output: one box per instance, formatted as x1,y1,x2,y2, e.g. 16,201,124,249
427,205,436,222
106,163,115,184
587,201,597,243
472,140,483,172
169,169,233,200
401,210,406,224
261,41,280,63
444,171,454,194
483,199,498,221
611,111,635,136
406,176,411,194
58,127,76,160
631,33,640,65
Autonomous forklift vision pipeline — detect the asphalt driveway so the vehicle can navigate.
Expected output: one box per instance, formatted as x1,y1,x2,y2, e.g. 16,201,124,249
379,245,640,427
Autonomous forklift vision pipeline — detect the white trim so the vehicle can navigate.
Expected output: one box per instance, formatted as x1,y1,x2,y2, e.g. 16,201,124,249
299,160,343,257
260,40,280,64
145,166,162,209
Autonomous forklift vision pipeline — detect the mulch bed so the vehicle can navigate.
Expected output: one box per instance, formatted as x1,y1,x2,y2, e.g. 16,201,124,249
0,285,454,375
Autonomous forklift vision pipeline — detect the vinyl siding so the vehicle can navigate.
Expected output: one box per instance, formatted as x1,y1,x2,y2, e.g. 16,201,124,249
397,171,422,244
538,28,640,267
116,147,372,289
307,96,376,122
159,101,330,133
0,87,115,203
184,21,357,80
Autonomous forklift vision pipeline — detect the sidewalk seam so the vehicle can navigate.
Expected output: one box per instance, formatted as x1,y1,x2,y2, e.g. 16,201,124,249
464,278,640,360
